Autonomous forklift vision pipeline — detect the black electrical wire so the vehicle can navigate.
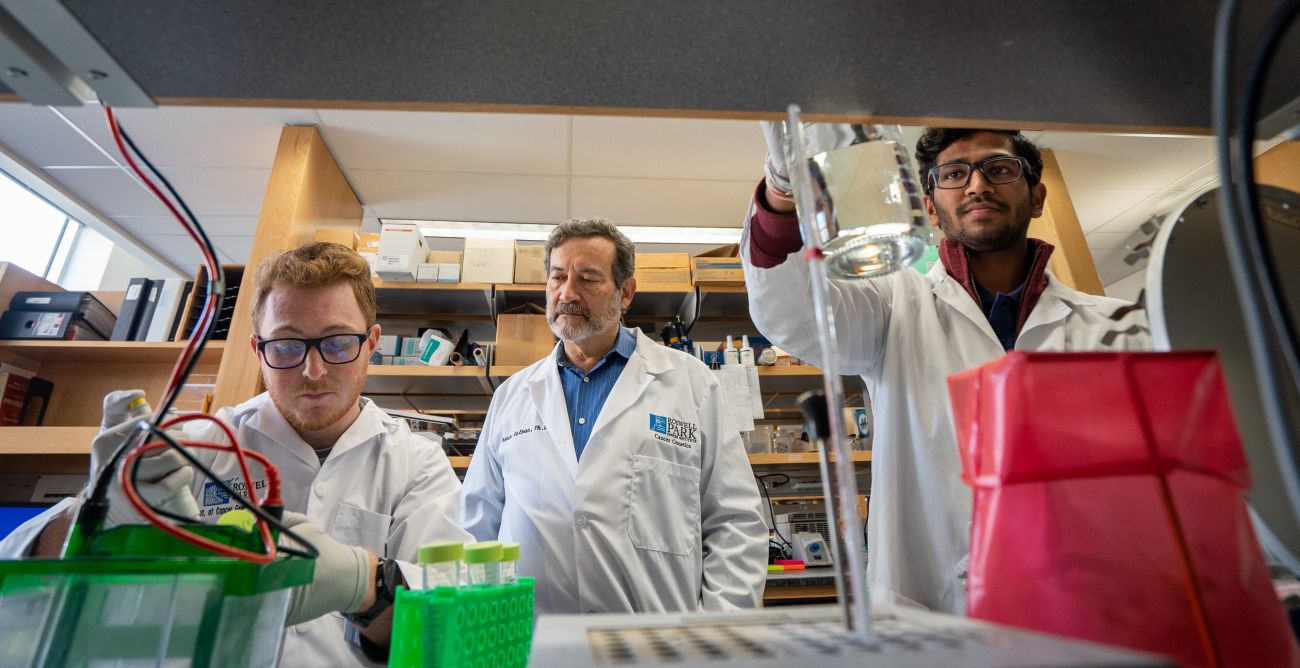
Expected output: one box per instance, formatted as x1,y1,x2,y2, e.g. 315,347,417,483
1213,0,1300,524
755,473,793,549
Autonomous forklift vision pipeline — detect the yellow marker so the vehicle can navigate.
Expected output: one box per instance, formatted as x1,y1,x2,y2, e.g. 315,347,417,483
217,509,256,533
127,396,149,411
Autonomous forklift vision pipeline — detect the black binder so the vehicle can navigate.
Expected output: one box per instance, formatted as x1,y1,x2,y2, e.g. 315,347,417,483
0,310,105,340
109,278,152,341
134,283,161,341
9,291,115,340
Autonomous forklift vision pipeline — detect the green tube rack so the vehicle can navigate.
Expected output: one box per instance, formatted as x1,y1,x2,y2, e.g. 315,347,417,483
390,577,535,668
0,523,313,668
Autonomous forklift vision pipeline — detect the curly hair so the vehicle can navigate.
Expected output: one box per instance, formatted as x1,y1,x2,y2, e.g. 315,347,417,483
914,128,1043,195
251,240,377,330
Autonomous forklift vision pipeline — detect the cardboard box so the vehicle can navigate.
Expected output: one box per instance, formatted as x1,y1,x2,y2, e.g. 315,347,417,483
634,253,691,287
514,244,547,284
426,251,463,264
461,238,516,284
360,253,379,277
691,244,745,286
495,304,556,366
399,336,425,357
376,223,427,281
313,228,359,250
437,263,460,283
358,232,382,252
376,335,399,356
417,263,438,282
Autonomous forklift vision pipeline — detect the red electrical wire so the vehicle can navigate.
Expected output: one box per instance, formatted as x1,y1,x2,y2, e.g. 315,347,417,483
120,439,279,564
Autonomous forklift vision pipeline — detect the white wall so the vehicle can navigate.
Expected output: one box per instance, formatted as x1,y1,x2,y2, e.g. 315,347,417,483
57,227,179,292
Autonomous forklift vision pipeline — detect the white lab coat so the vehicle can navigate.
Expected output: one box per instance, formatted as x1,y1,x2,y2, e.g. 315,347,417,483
742,235,1150,615
461,329,769,615
0,393,470,668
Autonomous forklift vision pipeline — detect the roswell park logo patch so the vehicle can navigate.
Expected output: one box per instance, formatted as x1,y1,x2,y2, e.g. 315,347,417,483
649,414,698,448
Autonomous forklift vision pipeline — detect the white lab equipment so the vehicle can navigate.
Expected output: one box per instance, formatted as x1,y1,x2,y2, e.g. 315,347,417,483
791,531,833,566
418,329,455,366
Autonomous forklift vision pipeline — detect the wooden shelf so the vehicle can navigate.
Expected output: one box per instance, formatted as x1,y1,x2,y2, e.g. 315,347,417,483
749,451,871,465
365,364,493,395
0,426,97,474
372,280,494,291
374,282,494,317
448,456,471,469
762,583,837,603
0,340,226,364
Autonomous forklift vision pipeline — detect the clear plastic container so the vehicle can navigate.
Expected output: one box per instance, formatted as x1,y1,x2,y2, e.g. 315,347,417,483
500,542,520,584
418,542,464,590
463,541,503,586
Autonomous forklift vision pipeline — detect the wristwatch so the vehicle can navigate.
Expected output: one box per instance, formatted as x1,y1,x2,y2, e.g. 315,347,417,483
344,557,404,628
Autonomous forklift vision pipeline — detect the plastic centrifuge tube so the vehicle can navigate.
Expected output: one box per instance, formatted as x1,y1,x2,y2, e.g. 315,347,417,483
418,541,464,589
500,542,520,584
464,541,503,586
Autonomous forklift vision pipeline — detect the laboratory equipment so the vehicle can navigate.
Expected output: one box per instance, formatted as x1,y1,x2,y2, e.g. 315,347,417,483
790,532,832,566
778,112,929,279
419,541,463,589
390,577,535,668
464,540,503,586
529,605,1169,667
659,316,693,353
501,542,520,585
1146,184,1300,573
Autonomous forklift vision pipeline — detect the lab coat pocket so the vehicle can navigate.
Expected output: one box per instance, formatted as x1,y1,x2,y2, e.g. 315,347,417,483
329,502,391,556
627,455,701,556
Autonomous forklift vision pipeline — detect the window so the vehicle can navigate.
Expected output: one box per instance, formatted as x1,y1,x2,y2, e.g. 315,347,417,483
0,168,84,281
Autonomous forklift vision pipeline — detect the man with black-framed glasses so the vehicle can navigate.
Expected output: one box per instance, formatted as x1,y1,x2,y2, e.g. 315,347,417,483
741,127,1149,615
3,241,470,667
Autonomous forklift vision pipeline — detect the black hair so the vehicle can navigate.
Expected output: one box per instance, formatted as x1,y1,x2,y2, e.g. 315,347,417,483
914,128,1043,195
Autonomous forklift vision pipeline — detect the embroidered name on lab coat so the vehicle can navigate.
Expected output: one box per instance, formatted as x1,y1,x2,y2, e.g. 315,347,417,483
501,424,548,443
649,414,697,449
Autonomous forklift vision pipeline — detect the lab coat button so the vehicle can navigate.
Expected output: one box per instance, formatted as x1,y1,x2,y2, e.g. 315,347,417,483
575,513,588,527
314,483,327,497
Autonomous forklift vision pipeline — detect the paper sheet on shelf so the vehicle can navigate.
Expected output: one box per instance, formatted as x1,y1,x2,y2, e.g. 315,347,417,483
717,365,755,432
747,366,766,419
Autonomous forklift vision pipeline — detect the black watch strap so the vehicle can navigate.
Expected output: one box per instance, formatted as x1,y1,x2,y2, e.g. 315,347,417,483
345,558,404,628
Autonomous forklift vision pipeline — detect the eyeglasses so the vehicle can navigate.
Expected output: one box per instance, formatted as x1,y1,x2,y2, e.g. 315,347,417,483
928,156,1029,190
256,333,369,370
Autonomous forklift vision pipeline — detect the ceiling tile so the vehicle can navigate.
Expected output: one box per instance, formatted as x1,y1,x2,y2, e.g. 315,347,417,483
353,170,567,222
569,177,755,228
1065,188,1161,233
1090,247,1145,286
570,116,765,181
1087,187,1209,236
0,103,114,167
114,215,259,237
157,168,272,217
42,167,167,217
1039,133,1216,191
318,110,570,174
212,235,255,264
137,234,207,274
55,104,316,169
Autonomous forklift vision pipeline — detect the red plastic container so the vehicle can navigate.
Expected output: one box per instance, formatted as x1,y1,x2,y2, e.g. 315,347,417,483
949,351,1299,667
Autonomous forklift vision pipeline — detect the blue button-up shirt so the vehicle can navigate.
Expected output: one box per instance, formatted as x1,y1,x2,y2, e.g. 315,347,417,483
975,280,1027,351
556,327,637,459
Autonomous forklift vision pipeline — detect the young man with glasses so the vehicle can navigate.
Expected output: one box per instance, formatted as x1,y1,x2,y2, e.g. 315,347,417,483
741,128,1149,615
2,242,469,666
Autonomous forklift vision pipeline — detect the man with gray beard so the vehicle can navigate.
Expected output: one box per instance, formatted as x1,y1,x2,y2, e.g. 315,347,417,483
461,217,768,615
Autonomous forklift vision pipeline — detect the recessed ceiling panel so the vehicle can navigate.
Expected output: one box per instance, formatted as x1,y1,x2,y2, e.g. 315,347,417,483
571,116,764,181
569,176,753,228
0,103,114,167
353,170,567,222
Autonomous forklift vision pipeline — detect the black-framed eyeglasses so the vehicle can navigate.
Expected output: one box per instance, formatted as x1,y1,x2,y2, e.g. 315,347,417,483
256,333,369,370
928,156,1029,190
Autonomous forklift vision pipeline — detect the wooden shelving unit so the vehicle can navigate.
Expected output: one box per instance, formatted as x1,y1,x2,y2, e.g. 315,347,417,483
749,451,871,466
0,340,225,364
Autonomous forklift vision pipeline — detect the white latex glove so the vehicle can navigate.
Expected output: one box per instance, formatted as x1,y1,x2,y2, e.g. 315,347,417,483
759,120,868,198
88,390,199,528
279,511,372,625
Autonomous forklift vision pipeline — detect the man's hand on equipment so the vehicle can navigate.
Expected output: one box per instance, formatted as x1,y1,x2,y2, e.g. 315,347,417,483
760,121,797,213
279,511,375,625
88,390,199,528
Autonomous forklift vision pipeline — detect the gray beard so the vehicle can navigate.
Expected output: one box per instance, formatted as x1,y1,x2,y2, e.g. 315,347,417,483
548,292,623,342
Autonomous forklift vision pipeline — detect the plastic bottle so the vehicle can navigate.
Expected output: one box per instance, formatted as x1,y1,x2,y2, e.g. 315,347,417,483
419,541,464,590
464,541,503,586
500,542,521,584
724,335,741,366
739,335,756,367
